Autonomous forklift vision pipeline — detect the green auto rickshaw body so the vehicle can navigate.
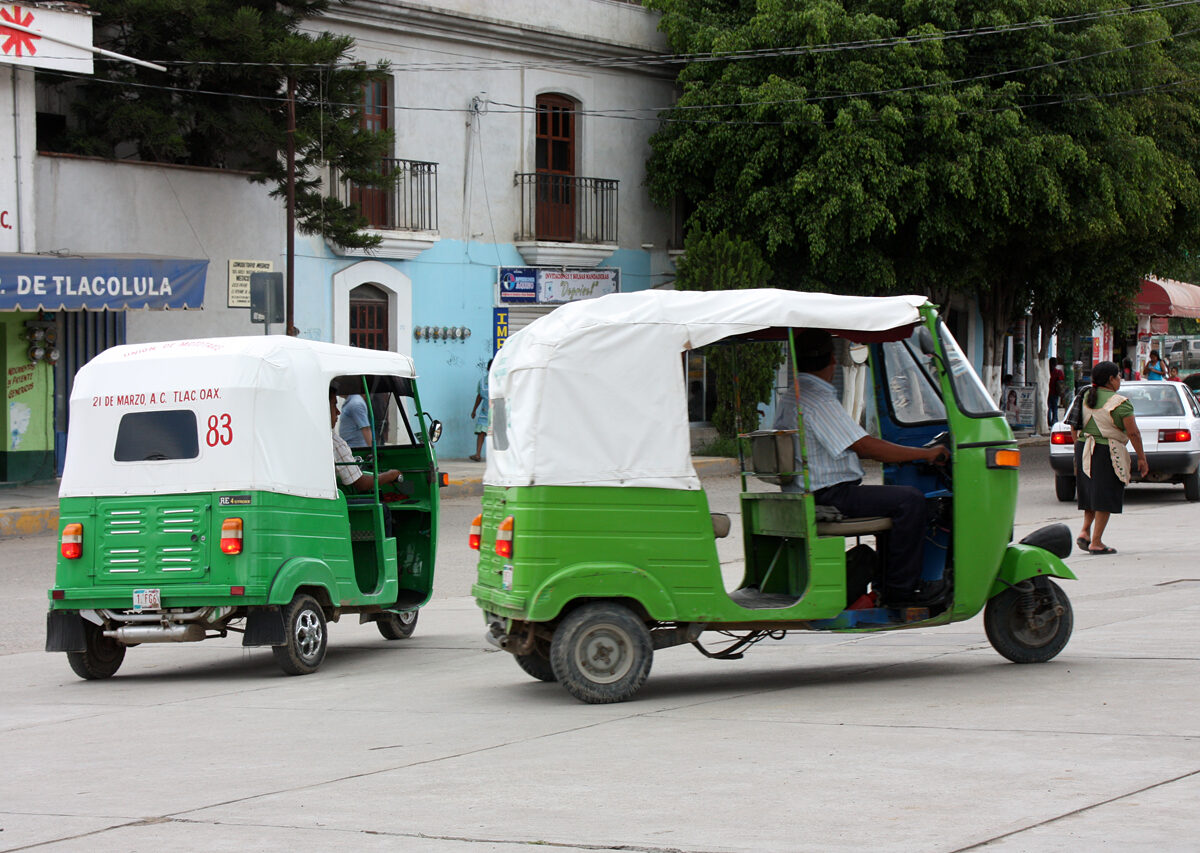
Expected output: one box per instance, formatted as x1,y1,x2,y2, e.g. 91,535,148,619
47,336,440,677
471,290,1077,703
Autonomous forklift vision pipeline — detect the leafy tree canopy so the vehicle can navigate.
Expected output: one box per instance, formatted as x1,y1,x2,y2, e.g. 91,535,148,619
646,0,1200,364
675,229,781,437
55,0,389,248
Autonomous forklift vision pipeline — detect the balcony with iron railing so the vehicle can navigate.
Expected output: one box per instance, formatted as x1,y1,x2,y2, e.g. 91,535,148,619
330,158,440,259
514,172,619,266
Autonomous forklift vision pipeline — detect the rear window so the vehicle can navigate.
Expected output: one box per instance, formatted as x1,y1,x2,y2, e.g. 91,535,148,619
1123,385,1185,417
114,410,200,461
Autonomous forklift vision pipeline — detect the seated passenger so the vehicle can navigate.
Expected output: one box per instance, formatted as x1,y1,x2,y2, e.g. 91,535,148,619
330,391,402,492
774,329,949,605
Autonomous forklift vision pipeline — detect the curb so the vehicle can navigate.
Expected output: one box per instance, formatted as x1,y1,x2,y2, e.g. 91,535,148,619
0,506,58,538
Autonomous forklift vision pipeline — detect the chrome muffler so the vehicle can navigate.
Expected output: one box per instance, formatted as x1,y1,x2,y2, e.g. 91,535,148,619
103,624,207,643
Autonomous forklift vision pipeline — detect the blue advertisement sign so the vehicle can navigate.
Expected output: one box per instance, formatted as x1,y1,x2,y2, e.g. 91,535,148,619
493,306,510,354
498,267,537,302
0,255,208,310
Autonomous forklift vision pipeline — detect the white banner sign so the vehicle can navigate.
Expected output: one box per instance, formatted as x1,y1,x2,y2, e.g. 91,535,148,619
537,269,619,304
1,5,94,73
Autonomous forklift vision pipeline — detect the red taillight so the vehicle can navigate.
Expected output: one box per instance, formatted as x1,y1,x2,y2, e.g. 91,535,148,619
51,589,65,600
220,518,244,555
1050,431,1072,445
495,515,514,559
230,586,245,596
60,522,82,559
469,514,482,550
1159,429,1192,443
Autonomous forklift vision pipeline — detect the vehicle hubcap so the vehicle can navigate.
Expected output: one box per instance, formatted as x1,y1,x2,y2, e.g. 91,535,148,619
294,610,323,660
574,623,633,684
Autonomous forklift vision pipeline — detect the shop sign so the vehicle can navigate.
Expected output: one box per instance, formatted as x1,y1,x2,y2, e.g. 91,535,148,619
537,269,619,304
498,268,537,302
228,259,272,308
0,4,94,73
0,255,208,310
493,307,509,353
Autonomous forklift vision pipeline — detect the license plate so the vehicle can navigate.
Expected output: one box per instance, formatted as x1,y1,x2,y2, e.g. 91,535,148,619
501,566,513,591
132,588,161,611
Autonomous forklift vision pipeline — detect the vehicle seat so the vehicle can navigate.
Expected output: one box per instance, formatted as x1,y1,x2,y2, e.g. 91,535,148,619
711,513,731,539
816,516,893,536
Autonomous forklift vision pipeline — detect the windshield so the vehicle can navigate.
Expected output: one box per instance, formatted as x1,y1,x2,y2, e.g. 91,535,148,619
938,321,1001,417
1123,384,1185,417
881,329,946,424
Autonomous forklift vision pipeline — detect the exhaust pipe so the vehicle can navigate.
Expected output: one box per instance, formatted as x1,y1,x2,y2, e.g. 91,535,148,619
104,624,207,644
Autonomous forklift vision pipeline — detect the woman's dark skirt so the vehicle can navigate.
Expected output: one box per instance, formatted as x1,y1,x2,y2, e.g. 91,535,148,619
1076,439,1125,513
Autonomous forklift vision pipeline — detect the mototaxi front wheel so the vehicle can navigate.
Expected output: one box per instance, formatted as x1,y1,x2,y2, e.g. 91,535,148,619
66,620,126,680
984,579,1073,664
550,603,653,704
273,594,328,675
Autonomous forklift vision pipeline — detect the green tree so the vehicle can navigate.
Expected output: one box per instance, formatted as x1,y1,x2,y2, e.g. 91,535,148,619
646,0,1200,390
675,230,781,438
57,0,391,249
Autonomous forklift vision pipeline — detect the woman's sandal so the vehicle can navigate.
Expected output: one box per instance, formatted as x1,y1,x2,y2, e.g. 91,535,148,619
468,455,481,462
1088,546,1118,555
1076,536,1090,550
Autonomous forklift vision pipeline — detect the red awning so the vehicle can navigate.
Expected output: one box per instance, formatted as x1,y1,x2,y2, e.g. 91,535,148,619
1136,276,1200,319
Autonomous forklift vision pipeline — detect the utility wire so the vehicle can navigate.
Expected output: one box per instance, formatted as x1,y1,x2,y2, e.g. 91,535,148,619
26,0,1200,73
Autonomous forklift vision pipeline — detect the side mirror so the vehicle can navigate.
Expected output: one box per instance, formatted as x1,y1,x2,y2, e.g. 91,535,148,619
917,326,937,356
428,420,443,444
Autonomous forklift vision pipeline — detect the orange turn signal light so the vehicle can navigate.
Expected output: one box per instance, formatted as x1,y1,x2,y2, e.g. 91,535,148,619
220,517,244,555
495,515,514,559
469,514,482,550
987,448,1021,469
60,522,83,560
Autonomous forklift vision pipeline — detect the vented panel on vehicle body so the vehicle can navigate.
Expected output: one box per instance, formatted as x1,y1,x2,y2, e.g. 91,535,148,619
95,498,210,582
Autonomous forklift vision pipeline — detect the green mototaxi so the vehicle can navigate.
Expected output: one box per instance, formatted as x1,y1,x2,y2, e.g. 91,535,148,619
46,336,442,678
471,289,1076,703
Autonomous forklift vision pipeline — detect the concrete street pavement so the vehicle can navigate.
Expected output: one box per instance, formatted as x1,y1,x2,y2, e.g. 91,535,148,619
4,443,1199,852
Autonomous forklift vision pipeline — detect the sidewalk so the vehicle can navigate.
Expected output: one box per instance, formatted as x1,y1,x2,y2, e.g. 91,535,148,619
0,456,743,538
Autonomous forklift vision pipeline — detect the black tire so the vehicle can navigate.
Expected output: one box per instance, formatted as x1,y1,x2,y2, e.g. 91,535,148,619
272,594,328,675
1054,475,1076,503
1185,470,1200,502
550,603,653,704
66,621,126,680
377,609,418,640
515,650,557,682
984,579,1073,664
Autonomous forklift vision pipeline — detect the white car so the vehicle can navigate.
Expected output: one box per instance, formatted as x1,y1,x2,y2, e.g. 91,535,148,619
1050,380,1200,502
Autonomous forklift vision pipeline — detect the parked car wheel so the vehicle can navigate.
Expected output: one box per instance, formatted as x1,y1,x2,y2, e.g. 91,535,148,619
550,602,653,704
984,579,1072,664
66,620,126,680
377,609,418,640
273,594,328,675
1054,475,1076,503
1186,470,1200,502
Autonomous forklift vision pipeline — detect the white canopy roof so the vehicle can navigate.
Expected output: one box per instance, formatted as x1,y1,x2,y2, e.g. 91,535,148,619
486,288,929,490
61,336,416,500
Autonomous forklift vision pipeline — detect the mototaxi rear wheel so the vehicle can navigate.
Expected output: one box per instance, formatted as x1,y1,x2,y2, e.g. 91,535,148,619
550,602,653,704
66,620,126,680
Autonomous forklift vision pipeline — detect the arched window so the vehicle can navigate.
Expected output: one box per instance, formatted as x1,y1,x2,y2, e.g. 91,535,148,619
349,283,389,351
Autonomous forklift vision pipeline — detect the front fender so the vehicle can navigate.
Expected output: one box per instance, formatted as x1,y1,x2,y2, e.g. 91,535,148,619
526,563,678,622
989,544,1078,598
267,557,339,607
